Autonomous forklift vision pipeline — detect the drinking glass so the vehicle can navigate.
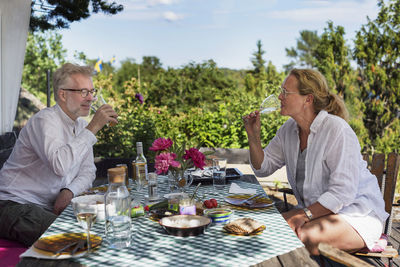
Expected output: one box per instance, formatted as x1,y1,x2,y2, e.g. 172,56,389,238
132,161,146,201
213,158,227,191
260,94,280,116
90,92,117,126
72,201,97,254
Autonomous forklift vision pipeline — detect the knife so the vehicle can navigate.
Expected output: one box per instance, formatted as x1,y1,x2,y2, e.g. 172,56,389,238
238,193,263,205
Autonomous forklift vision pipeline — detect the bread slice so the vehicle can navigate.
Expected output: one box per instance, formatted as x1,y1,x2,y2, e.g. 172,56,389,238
223,217,264,235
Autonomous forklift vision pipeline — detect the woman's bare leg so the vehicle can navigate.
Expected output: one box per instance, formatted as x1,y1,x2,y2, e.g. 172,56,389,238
297,214,365,255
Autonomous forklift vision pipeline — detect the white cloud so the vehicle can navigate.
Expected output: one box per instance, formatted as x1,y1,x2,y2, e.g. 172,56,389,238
163,11,184,22
147,0,178,6
268,0,378,24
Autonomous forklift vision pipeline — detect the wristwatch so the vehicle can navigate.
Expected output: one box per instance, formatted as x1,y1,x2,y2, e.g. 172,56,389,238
303,208,313,221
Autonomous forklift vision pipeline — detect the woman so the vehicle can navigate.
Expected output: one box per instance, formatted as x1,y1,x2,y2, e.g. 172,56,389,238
243,69,388,255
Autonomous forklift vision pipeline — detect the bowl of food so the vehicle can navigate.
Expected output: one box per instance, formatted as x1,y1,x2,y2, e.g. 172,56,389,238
159,215,211,237
203,208,233,224
150,208,179,220
71,195,105,221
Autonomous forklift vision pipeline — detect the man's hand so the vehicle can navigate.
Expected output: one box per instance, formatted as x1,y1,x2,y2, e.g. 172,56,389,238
53,188,74,215
86,104,118,135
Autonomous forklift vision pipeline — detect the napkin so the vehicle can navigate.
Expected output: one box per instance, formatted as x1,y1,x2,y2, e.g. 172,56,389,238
20,246,86,259
229,183,257,194
191,168,212,178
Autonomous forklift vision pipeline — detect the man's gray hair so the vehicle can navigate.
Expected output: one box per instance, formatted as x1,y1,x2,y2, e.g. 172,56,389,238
53,63,94,101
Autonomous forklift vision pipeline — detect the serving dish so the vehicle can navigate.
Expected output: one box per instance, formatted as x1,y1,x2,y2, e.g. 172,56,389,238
192,168,243,184
159,215,211,237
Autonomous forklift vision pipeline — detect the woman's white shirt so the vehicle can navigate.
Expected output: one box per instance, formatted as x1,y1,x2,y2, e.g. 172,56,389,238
251,110,388,223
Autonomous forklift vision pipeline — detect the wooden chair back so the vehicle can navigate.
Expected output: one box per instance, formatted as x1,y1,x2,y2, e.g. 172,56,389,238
319,153,400,266
363,152,400,234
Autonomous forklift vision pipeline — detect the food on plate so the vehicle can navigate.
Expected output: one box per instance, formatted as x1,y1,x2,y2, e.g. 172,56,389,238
203,198,218,209
223,217,264,235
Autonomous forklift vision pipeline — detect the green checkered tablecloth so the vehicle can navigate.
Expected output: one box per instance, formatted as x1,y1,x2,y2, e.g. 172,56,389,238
41,178,304,266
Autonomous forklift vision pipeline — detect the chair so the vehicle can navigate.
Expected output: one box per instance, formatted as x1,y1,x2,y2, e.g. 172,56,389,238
318,242,374,267
354,152,400,266
0,131,17,170
318,152,400,266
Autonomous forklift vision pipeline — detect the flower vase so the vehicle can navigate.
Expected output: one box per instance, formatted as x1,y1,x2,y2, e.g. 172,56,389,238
167,169,193,193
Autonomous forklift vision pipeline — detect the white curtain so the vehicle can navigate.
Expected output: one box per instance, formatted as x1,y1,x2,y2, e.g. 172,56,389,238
0,0,31,135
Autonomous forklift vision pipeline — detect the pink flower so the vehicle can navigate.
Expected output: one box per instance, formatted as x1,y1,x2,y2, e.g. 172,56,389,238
154,152,180,174
149,138,173,152
183,148,206,169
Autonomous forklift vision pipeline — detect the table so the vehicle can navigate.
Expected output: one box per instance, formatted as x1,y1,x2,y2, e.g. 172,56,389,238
18,175,318,267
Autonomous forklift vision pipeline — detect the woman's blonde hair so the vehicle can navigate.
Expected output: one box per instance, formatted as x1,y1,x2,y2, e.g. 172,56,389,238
53,63,93,101
289,68,349,121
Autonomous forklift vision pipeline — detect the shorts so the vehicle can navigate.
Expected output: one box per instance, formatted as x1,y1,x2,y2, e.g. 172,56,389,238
340,211,384,250
0,200,57,246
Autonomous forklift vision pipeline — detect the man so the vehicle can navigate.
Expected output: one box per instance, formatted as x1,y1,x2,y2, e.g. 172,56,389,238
0,63,117,246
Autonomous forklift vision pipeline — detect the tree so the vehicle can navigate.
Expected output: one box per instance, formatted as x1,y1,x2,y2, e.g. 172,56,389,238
284,30,320,71
250,40,266,75
246,40,281,97
353,0,400,151
147,60,235,113
112,58,139,91
141,56,163,80
313,21,352,99
22,31,66,103
30,0,123,32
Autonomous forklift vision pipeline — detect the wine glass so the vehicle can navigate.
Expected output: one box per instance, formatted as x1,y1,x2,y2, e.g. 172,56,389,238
260,94,280,116
90,92,106,113
90,91,117,126
72,201,97,254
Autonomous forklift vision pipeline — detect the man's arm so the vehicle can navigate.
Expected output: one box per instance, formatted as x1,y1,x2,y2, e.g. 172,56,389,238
53,188,74,215
28,115,97,177
52,149,96,215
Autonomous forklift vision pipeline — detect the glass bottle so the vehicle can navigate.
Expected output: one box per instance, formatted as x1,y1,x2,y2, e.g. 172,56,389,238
105,167,131,248
135,142,148,187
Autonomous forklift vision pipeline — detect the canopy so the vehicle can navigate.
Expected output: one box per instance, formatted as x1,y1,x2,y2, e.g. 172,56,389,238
0,0,31,135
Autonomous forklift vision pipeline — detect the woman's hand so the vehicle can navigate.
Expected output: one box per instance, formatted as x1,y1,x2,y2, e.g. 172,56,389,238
243,110,264,169
242,110,261,139
282,208,308,236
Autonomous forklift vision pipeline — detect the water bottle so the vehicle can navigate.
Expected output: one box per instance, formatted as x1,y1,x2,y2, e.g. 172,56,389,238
105,167,132,248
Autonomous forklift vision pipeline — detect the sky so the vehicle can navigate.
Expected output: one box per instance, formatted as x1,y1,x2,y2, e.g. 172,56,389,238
60,0,380,71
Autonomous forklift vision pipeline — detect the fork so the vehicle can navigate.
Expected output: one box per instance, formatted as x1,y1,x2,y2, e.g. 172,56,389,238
54,241,79,255
237,193,263,205
71,240,87,255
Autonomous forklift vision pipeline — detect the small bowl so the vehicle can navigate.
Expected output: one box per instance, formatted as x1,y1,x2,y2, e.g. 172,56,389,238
159,215,211,237
71,195,105,221
204,208,233,224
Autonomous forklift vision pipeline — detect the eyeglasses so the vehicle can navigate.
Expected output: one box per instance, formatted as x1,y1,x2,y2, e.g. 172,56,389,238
61,88,97,98
280,87,299,98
